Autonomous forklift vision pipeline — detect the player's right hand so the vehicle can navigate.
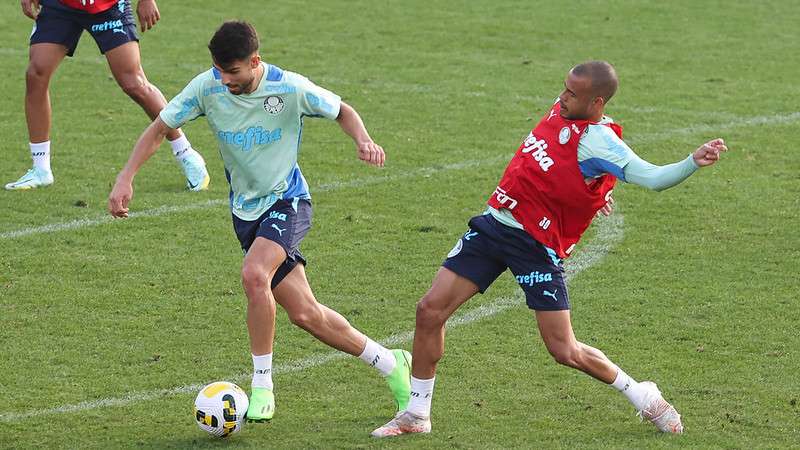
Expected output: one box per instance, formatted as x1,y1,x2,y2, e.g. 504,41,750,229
21,0,40,20
357,141,386,167
108,179,134,218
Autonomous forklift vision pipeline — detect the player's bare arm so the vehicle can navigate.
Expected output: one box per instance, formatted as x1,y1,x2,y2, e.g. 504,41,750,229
20,0,40,19
136,0,161,32
336,102,385,167
108,117,172,217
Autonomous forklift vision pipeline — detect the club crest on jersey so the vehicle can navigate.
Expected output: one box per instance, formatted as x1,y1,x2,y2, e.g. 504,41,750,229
264,96,285,115
522,132,554,172
558,126,571,144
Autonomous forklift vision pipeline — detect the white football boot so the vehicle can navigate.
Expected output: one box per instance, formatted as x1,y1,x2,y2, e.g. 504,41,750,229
371,410,431,438
178,149,210,191
5,167,54,190
637,381,684,433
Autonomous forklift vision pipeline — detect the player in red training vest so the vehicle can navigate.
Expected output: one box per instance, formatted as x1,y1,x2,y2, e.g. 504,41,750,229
6,0,209,192
373,61,727,437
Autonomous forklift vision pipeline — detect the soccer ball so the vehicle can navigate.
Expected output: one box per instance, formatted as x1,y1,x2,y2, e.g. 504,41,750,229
193,381,249,438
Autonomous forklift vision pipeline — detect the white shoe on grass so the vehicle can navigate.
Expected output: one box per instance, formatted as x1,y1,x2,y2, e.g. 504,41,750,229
371,410,431,438
638,381,683,434
5,167,54,190
179,149,209,191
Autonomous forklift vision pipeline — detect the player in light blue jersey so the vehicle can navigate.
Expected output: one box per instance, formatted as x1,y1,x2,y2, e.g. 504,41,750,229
108,21,411,422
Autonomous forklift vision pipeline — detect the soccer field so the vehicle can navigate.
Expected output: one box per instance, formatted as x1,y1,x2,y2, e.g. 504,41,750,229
1,0,798,448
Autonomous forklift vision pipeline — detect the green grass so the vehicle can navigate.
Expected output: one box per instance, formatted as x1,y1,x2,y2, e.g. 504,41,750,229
1,0,798,448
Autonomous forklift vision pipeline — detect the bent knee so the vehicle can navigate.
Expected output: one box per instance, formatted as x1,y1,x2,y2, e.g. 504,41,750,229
118,75,152,101
415,296,448,327
288,307,323,331
241,264,268,291
26,63,53,85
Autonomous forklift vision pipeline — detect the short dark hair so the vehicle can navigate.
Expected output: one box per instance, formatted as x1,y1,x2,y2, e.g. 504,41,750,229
571,61,618,103
208,21,260,67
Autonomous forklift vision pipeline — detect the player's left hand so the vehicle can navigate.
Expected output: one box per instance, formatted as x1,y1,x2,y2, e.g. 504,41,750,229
136,0,161,32
597,195,615,217
357,141,385,167
693,138,728,167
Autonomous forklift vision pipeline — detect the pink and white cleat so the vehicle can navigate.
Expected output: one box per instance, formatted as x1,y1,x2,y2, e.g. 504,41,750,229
638,381,684,434
371,410,431,438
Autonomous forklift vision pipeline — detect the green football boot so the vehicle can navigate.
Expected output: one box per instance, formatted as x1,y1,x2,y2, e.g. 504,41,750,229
385,349,412,412
246,387,275,423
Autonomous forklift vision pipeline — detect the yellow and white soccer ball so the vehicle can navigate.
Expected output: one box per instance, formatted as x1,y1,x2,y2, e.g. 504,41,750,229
193,381,249,438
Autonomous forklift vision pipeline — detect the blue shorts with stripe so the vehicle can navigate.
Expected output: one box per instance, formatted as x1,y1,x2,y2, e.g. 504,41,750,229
442,214,570,311
232,199,312,289
31,0,138,56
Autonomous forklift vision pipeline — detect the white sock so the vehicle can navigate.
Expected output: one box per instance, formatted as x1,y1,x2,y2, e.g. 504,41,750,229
610,367,647,410
30,141,51,172
169,134,192,159
358,338,396,376
252,353,273,390
407,376,435,417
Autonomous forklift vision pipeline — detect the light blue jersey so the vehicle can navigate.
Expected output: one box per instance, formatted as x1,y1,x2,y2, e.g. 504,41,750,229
576,116,636,180
160,63,341,220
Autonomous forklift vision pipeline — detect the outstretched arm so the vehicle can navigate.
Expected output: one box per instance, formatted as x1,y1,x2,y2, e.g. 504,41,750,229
624,138,728,191
108,117,173,217
335,102,385,167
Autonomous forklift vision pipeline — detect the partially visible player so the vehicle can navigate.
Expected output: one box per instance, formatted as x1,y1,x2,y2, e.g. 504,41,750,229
6,0,208,191
108,21,411,422
372,61,728,437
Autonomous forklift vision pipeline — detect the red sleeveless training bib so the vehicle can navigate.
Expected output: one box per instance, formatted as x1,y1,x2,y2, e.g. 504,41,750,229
487,103,623,258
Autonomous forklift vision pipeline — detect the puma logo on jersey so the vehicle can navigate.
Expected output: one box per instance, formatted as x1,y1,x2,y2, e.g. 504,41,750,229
522,132,554,172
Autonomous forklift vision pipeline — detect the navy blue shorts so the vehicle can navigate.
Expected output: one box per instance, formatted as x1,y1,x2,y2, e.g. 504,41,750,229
442,214,570,311
31,0,139,56
232,199,312,289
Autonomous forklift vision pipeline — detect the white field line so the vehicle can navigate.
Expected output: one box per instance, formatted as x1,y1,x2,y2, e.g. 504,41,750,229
625,111,800,144
0,213,623,423
1,109,797,241
0,199,226,240
0,157,506,240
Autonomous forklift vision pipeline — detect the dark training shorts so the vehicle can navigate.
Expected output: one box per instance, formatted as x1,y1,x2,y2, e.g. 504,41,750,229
31,0,139,56
232,198,312,289
442,213,570,311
